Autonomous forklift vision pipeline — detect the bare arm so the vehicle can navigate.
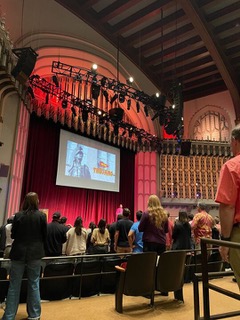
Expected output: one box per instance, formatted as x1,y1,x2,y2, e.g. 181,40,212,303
114,230,119,251
128,229,135,250
219,203,235,237
219,203,235,262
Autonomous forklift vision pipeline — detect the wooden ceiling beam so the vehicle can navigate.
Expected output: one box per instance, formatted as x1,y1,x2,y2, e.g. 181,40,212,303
179,0,240,118
111,0,170,35
97,1,136,23
124,9,186,45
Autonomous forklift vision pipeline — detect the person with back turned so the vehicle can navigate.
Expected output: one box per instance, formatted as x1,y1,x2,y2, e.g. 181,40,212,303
215,124,240,289
2,192,47,320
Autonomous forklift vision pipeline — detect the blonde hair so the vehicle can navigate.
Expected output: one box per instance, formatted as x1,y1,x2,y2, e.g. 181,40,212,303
147,194,168,228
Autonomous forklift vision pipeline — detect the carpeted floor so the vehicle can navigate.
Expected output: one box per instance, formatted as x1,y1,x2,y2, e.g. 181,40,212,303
0,277,239,320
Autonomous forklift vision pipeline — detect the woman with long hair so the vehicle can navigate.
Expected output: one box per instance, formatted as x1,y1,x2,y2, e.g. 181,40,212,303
2,192,47,320
63,216,87,255
91,219,110,254
138,194,168,255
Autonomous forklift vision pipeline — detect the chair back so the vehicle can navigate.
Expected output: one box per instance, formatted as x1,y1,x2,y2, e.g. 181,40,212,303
124,252,157,296
40,262,74,300
156,250,186,293
73,258,102,297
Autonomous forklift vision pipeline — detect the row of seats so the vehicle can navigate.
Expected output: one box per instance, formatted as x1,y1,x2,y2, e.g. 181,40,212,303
0,256,124,302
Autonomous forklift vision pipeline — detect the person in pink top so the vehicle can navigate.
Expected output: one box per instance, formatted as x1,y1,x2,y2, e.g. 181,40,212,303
191,202,214,251
116,204,123,216
215,124,240,289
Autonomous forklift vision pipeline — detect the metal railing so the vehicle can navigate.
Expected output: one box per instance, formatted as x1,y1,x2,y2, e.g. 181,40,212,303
194,238,240,320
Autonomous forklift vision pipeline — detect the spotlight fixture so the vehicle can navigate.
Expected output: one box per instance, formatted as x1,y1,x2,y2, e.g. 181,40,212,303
102,89,109,102
110,93,118,104
91,83,100,100
121,129,127,136
156,92,160,98
62,99,68,109
91,63,98,72
126,76,134,85
52,75,59,87
127,99,131,110
136,101,140,113
144,105,149,117
129,127,133,137
101,77,107,87
119,93,125,103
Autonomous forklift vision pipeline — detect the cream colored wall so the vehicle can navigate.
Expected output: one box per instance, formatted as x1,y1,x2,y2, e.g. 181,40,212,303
0,94,20,224
183,91,235,139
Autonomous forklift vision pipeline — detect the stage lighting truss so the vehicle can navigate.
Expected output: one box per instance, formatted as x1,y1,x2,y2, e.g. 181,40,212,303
28,75,161,148
51,60,183,135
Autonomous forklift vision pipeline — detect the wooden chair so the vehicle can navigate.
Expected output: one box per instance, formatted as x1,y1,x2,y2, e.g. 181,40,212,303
155,250,186,302
115,252,157,313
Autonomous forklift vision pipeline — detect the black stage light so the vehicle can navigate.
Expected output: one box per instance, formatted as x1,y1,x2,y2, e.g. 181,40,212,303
62,99,68,109
110,93,118,104
102,89,109,102
127,99,131,110
144,105,149,117
121,130,127,136
136,101,140,113
91,83,100,99
101,77,107,87
119,93,125,103
129,127,133,137
52,75,59,87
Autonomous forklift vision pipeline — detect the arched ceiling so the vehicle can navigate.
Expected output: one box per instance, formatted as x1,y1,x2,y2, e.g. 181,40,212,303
55,0,240,118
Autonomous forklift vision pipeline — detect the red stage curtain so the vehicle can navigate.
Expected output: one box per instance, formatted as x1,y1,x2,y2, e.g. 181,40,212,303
21,114,135,227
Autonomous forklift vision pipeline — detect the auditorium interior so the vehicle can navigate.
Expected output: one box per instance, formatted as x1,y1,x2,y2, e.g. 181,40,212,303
0,1,240,319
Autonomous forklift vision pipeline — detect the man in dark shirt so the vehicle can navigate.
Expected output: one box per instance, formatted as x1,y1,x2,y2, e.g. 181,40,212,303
109,214,123,253
45,212,67,256
114,208,133,253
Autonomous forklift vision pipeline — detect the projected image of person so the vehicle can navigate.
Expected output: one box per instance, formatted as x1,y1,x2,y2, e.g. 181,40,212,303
68,145,91,178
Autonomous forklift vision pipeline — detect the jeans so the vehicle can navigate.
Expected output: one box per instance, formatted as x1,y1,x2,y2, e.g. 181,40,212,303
2,259,41,320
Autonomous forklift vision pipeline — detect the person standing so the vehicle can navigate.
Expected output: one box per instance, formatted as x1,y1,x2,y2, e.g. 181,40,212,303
191,202,214,251
128,210,143,252
114,208,133,254
45,212,67,256
138,194,168,255
215,124,240,289
172,210,192,250
2,192,47,320
63,216,87,255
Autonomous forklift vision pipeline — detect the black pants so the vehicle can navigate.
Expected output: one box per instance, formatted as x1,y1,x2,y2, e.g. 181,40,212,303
143,242,166,255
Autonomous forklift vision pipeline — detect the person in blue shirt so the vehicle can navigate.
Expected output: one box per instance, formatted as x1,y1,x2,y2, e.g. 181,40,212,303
128,210,143,252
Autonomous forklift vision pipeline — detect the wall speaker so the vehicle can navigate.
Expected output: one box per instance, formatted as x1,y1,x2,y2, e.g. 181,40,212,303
11,47,38,84
180,141,192,156
109,107,124,122
0,164,9,177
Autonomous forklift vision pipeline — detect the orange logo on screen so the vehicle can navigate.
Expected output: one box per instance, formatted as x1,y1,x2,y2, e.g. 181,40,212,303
99,161,109,168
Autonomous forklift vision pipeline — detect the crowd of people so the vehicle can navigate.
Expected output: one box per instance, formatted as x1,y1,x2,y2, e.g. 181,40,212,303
0,193,229,320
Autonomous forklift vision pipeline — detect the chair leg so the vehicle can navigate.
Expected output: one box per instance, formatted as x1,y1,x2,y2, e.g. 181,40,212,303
150,292,154,307
174,288,184,302
115,274,124,313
